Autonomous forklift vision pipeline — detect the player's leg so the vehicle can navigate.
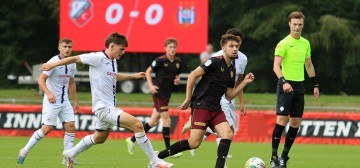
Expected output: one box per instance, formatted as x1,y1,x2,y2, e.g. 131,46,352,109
217,104,237,159
119,108,173,167
213,110,233,168
60,103,80,165
159,111,171,147
158,108,209,159
17,104,59,164
270,86,292,168
158,128,205,159
127,108,160,155
279,92,304,168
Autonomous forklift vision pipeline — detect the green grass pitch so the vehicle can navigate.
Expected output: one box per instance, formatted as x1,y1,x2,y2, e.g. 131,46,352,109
1,136,358,168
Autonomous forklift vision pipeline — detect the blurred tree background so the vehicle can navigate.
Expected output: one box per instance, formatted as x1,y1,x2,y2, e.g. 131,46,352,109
0,0,359,94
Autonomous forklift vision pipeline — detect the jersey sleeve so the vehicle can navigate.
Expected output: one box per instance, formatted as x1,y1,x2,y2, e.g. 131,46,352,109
43,58,55,76
177,59,182,75
79,52,101,66
150,58,161,71
306,41,311,58
200,57,218,73
274,41,286,57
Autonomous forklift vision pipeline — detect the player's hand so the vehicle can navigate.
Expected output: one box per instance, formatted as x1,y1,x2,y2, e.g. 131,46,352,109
150,85,159,94
42,63,53,71
73,102,79,113
244,73,255,84
173,78,180,85
313,87,320,100
283,83,293,93
240,103,246,116
177,99,191,110
133,72,146,79
47,94,56,104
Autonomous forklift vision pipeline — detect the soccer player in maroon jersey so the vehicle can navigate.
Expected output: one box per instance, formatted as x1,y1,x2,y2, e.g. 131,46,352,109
126,38,183,157
156,34,255,168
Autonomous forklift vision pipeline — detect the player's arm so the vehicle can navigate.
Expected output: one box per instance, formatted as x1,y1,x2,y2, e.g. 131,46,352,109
38,73,56,103
225,73,254,100
236,74,246,116
273,56,292,93
177,66,205,110
305,58,320,100
145,66,158,94
116,72,145,81
68,77,79,113
42,56,81,71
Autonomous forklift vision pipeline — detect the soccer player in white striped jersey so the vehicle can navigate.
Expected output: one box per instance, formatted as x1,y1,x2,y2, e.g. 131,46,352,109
17,38,80,165
42,32,173,168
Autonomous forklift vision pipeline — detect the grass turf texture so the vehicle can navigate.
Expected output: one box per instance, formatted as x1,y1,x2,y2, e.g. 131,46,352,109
1,136,358,168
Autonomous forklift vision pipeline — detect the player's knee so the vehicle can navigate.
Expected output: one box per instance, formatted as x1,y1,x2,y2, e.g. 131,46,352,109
148,119,158,127
93,135,107,144
188,139,202,149
133,120,144,132
289,121,301,128
64,122,76,132
223,129,234,140
162,118,171,126
41,126,54,135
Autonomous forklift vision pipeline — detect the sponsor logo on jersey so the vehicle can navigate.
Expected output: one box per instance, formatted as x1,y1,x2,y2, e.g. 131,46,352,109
107,72,117,76
164,63,169,67
69,0,93,27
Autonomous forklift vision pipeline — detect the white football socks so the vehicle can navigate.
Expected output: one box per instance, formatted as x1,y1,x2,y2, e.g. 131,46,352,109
64,132,75,150
135,131,158,163
68,134,96,158
23,129,45,152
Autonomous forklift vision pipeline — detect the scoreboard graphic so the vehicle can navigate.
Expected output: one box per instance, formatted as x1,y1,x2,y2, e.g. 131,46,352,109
60,0,208,53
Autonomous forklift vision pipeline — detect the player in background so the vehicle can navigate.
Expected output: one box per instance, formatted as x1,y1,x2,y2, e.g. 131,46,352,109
126,38,183,158
199,43,215,63
270,11,320,168
17,38,80,165
42,32,173,168
184,29,248,162
156,34,255,168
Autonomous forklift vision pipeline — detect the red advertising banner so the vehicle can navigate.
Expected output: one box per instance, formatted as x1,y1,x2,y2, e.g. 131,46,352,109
60,0,208,53
1,104,360,145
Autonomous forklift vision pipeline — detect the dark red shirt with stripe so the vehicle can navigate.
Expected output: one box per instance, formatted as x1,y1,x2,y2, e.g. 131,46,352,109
151,55,182,100
190,56,235,112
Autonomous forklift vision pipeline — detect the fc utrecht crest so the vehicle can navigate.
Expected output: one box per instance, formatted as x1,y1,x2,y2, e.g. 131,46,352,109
69,0,93,27
177,2,196,25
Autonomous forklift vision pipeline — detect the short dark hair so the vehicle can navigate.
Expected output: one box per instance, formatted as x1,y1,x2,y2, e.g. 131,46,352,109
288,11,305,22
59,38,72,45
220,34,240,47
226,28,243,39
164,38,178,47
105,32,128,48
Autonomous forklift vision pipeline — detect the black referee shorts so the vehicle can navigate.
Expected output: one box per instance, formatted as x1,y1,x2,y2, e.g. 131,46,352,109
276,80,305,118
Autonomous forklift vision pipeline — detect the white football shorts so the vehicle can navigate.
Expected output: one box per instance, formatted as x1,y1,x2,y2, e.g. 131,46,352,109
94,107,123,130
42,101,75,126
